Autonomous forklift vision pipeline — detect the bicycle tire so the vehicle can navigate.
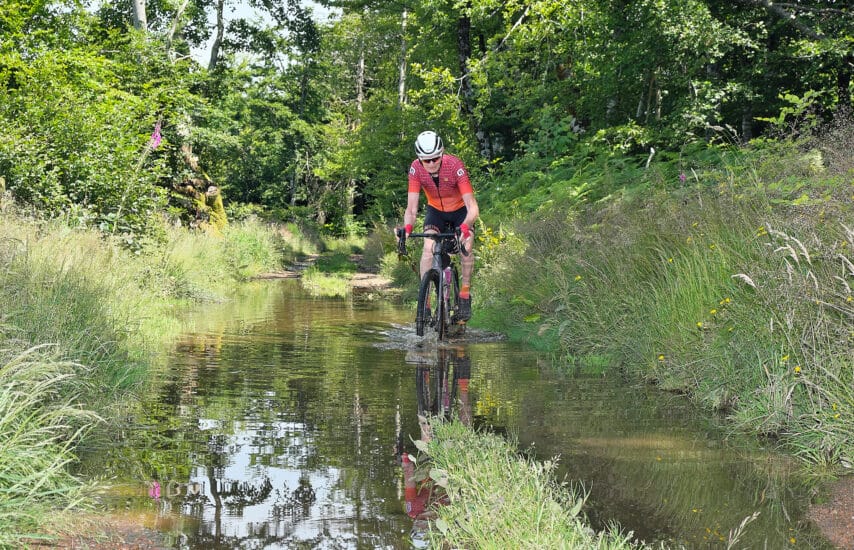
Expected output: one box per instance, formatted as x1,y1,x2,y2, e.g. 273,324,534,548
416,269,444,338
449,264,460,321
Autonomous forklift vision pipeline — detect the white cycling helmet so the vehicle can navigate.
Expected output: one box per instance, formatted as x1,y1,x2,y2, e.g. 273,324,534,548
414,130,444,159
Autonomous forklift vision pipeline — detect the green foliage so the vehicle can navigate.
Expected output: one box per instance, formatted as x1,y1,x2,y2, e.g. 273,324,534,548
221,219,285,280
755,90,826,137
477,138,854,465
0,47,167,235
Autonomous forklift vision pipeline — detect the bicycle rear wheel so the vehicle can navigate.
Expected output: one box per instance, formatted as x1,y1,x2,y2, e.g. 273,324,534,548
416,269,444,338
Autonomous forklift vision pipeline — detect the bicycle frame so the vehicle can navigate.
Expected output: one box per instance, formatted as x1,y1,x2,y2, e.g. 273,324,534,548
399,230,468,339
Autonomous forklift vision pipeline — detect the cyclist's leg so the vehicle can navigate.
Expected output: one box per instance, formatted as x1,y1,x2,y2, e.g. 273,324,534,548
419,238,433,278
460,234,474,288
421,207,443,277
439,206,473,287
440,206,473,321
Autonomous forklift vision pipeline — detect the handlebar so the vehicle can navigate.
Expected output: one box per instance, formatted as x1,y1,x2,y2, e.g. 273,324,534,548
397,230,470,257
407,232,458,238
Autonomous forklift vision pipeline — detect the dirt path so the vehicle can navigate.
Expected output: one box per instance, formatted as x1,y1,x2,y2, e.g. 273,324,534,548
29,516,171,549
253,253,394,293
808,475,854,549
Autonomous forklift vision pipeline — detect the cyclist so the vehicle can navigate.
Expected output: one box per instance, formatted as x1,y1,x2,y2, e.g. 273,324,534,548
402,130,479,321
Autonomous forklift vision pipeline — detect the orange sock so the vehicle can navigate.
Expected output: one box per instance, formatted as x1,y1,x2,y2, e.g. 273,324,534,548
460,285,470,299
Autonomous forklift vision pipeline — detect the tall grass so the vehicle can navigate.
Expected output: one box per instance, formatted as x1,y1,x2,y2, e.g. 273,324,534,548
0,204,301,542
420,420,651,549
0,346,98,547
0,217,174,395
478,140,854,466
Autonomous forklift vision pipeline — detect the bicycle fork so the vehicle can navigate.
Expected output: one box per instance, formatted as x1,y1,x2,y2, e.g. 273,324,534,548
442,266,452,312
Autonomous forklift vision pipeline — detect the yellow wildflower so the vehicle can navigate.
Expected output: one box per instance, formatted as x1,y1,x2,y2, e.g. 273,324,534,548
574,275,582,281
657,355,665,362
710,309,717,315
696,322,703,328
794,365,801,374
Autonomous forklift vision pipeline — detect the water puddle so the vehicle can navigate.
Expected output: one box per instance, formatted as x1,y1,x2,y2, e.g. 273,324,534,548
76,280,833,548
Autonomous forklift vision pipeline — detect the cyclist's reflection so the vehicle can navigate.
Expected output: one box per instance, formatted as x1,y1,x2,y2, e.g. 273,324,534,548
398,347,472,538
408,345,473,428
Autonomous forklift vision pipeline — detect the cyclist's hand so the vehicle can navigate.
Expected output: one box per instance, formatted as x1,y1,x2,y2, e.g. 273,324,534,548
459,223,472,240
396,226,408,255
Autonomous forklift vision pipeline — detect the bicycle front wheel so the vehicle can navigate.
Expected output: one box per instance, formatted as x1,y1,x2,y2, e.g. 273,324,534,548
416,270,444,338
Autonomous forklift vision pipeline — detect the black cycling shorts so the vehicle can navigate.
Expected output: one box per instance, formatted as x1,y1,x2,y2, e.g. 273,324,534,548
423,205,469,234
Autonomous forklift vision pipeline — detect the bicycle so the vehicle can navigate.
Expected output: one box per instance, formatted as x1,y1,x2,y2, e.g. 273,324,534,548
397,225,470,340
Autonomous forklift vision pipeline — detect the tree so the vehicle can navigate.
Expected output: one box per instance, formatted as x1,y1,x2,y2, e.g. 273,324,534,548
131,0,147,30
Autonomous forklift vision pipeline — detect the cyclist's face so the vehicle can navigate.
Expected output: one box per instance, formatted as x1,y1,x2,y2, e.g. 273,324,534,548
420,156,441,174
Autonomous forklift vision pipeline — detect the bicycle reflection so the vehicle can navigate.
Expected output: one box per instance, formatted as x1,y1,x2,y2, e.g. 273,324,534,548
397,347,472,545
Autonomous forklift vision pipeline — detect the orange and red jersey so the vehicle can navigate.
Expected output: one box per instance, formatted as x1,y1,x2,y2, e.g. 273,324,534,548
408,154,473,212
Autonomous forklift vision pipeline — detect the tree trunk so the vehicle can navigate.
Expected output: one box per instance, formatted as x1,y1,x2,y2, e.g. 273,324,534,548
838,53,852,114
208,0,225,71
291,149,299,206
131,0,147,31
356,46,365,118
165,0,191,61
457,4,489,158
741,105,753,142
398,9,408,106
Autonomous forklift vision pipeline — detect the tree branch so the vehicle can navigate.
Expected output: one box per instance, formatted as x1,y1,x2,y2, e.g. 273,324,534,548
493,5,531,52
735,0,824,40
774,3,852,18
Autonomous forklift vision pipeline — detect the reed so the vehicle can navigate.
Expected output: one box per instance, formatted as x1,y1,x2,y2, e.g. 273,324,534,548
0,346,99,547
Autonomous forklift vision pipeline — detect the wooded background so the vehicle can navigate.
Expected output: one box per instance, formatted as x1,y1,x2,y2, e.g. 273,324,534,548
1,0,851,238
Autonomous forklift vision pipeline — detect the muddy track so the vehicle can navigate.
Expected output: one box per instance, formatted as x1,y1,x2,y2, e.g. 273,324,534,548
252,253,394,292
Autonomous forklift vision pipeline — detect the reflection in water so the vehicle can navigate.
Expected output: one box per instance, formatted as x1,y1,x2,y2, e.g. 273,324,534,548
397,347,471,546
75,280,833,549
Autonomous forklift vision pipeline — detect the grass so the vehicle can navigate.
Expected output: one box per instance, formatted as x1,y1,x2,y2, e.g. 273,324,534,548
475,136,854,467
0,204,307,542
416,419,654,549
0,346,99,548
300,250,359,297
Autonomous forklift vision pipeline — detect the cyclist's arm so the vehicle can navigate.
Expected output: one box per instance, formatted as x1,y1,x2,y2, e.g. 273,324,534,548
404,191,421,230
461,192,479,228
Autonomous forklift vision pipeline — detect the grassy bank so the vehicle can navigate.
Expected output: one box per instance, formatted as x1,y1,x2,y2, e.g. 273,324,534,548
474,137,853,467
0,205,311,545
415,419,653,549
